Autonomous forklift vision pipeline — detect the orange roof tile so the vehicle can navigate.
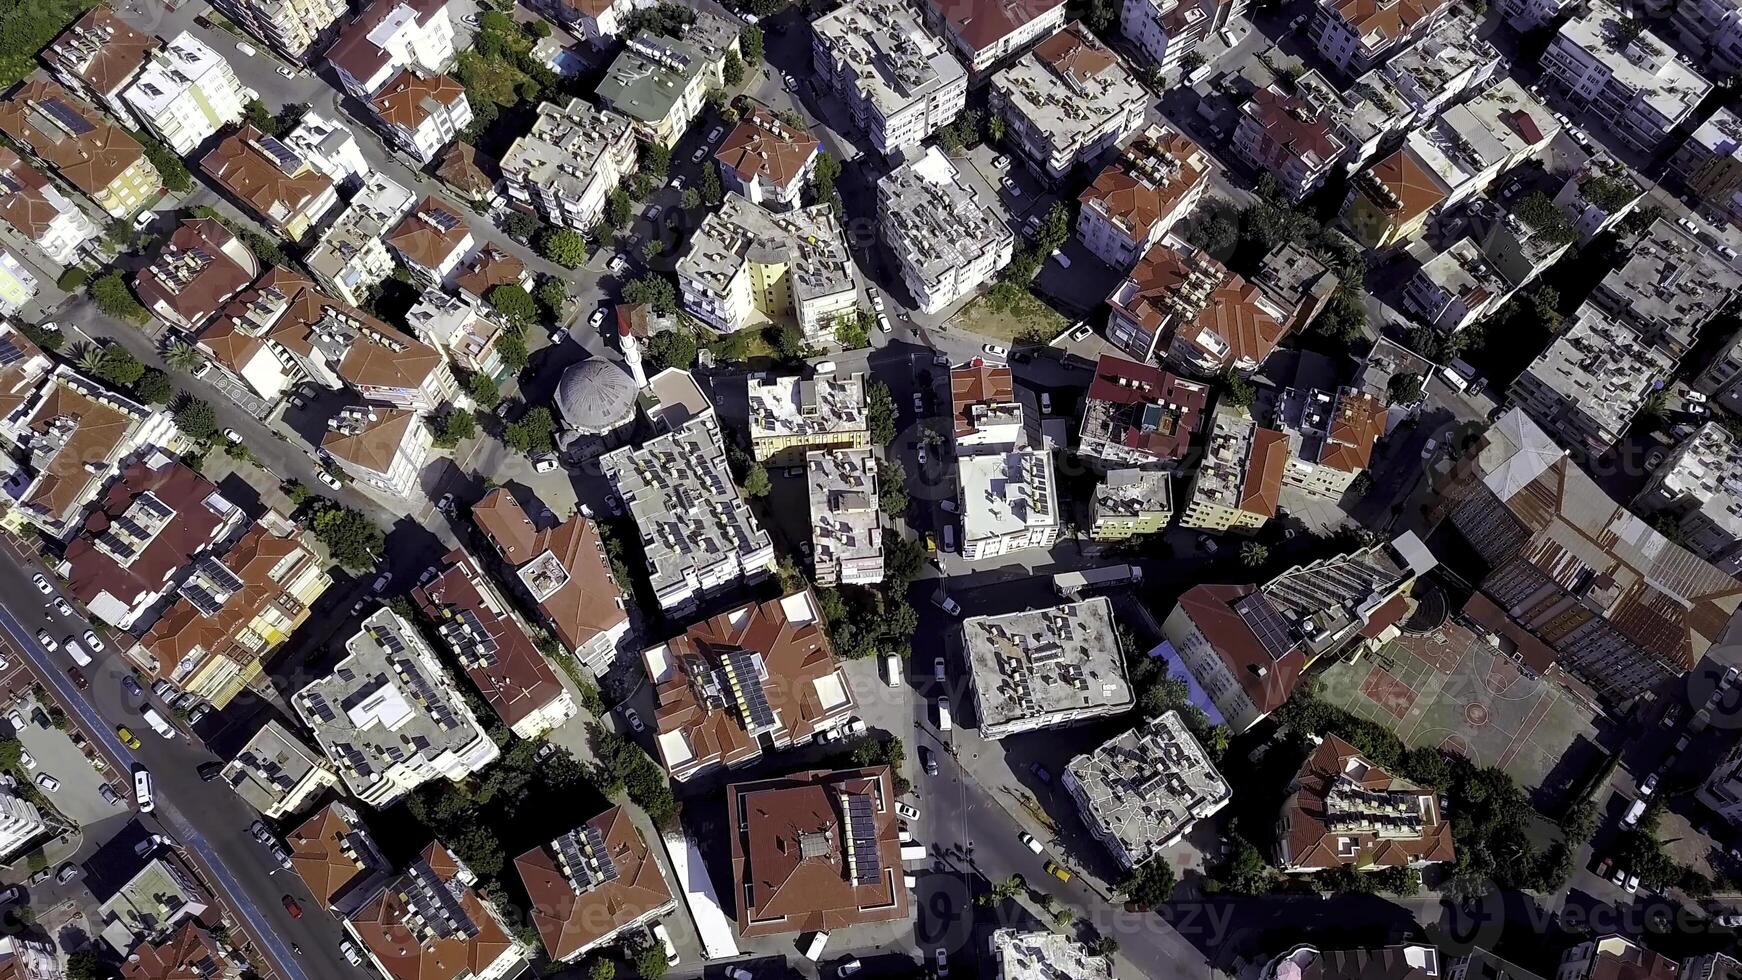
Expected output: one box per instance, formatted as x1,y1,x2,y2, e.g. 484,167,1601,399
0,79,147,200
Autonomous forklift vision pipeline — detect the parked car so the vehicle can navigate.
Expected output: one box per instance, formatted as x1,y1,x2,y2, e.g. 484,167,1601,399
371,572,392,593
55,863,79,884
982,344,1008,358
1044,860,1072,882
30,574,50,595
282,895,303,919
651,923,679,966
98,783,120,807
896,801,920,821
1019,831,1044,854
248,821,272,844
933,657,947,683
65,668,87,691
1640,773,1659,797
16,750,32,770
134,769,154,812
34,631,55,652
933,594,961,616
920,745,939,776
152,679,174,700
115,726,141,750
1030,762,1051,784
83,630,104,653
622,707,645,733
235,40,257,56
533,455,560,473
341,941,364,966
317,470,342,489
198,762,224,782
935,948,950,976
34,774,59,792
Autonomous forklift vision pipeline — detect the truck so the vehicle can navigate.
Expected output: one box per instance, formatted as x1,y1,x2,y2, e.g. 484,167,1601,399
799,932,830,961
900,842,927,863
140,707,176,739
1053,564,1143,596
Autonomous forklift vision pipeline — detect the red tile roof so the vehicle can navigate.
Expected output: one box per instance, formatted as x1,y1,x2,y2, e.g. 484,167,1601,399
134,219,259,330
1082,353,1209,462
346,842,520,980
120,920,231,980
513,806,674,961
387,195,472,272
43,9,157,97
287,801,392,911
1280,734,1455,871
469,489,629,658
715,105,820,189
926,0,1067,54
1079,127,1210,247
1357,148,1448,226
0,79,147,200
1318,388,1387,473
950,357,1015,437
1175,583,1302,714
1243,427,1289,518
199,127,333,235
325,0,449,87
62,456,232,613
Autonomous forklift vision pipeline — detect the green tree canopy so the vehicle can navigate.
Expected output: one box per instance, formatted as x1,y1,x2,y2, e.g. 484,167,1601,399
310,505,385,573
488,284,540,327
623,274,677,315
172,396,219,442
539,228,589,268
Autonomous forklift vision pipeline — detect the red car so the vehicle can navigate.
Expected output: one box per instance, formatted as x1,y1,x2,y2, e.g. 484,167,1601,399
65,668,87,690
282,895,303,919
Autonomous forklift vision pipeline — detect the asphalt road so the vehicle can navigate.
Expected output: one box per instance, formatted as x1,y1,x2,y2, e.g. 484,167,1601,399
0,538,360,980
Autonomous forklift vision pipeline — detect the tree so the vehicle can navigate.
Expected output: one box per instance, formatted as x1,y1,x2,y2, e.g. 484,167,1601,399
867,380,896,444
310,505,385,573
742,461,771,497
504,407,557,456
741,25,764,63
623,274,677,315
645,329,697,370
1121,858,1177,910
90,273,149,323
1206,836,1275,895
139,136,192,193
432,408,477,448
1180,50,1208,76
66,951,112,980
640,142,673,181
467,373,503,409
172,396,220,442
634,945,668,980
498,332,531,371
1035,202,1071,253
1311,290,1368,343
1387,372,1424,405
488,284,541,327
722,49,745,86
164,340,206,373
134,368,173,405
1240,540,1269,568
878,460,909,515
1220,369,1256,409
834,313,870,350
536,279,568,319
985,114,1005,145
701,162,723,206
501,211,542,243
539,228,589,268
589,961,617,980
243,98,275,133
606,190,634,228
812,152,842,211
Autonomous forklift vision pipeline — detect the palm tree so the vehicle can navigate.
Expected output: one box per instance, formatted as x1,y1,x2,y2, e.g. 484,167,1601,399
1240,540,1270,569
163,340,204,373
72,343,103,376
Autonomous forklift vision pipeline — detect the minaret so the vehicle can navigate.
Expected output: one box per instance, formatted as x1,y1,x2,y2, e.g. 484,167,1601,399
618,318,648,389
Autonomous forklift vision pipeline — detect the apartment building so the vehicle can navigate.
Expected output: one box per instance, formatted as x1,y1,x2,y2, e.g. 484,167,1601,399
1634,423,1742,576
1558,938,1679,980
879,147,1015,313
1275,385,1386,500
1278,734,1454,871
1438,409,1742,701
283,109,370,185
958,448,1060,560
1674,0,1742,74
677,193,856,339
1587,217,1741,358
0,788,44,862
1699,737,1742,821
56,453,246,630
727,767,907,937
387,195,474,284
0,146,100,268
455,244,533,304
1405,78,1558,209
1540,0,1711,153
714,105,820,210
212,0,348,59
920,0,1064,73
1671,108,1742,226
295,607,499,807
527,0,642,42
1178,404,1287,534
1363,11,1498,125
594,34,714,148
121,923,240,980
1402,237,1509,333
306,172,416,306
0,251,37,316
1090,468,1173,540
42,9,156,125
1508,304,1671,459
0,80,159,219
1063,710,1228,868
471,488,630,673
964,598,1132,738
747,371,868,464
1232,85,1349,202
951,357,1023,454
642,591,856,780
1121,0,1216,75
405,289,510,379
812,0,967,157
513,807,676,962
1077,354,1208,468
345,840,531,980
286,802,393,918
1163,534,1434,731
807,448,883,586
369,69,469,163
1310,0,1451,75
123,33,253,155
131,518,331,707
989,22,1147,180
1341,147,1447,251
219,719,340,821
320,404,431,498
325,0,456,99
200,126,339,241
96,854,211,951
600,408,775,615
414,548,578,739
135,219,260,332
499,97,636,231
1076,125,1211,270
992,931,1115,980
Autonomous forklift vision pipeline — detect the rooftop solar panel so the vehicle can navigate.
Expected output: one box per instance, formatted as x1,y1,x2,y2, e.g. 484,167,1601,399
40,99,94,137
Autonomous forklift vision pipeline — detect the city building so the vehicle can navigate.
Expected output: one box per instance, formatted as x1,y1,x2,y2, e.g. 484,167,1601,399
56,453,246,630
1539,0,1711,153
1362,10,1499,125
1635,423,1742,576
513,806,677,963
293,607,500,807
1262,944,1448,980
807,448,883,587
920,0,1065,73
1558,938,1678,980
1090,468,1173,540
1670,108,1742,226
344,840,531,980
1178,404,1287,534
414,548,578,739
726,766,908,936
1342,147,1447,250
121,921,239,980
1508,305,1672,458
0,146,100,269
991,930,1115,980
677,193,856,339
386,195,475,285
951,357,1023,454
1278,733,1455,871
1402,237,1509,333
320,404,431,498
42,9,156,125
135,219,260,332
0,251,37,316
1063,710,1229,868
1120,0,1217,76
306,171,417,306
958,447,1060,560
471,488,631,673
594,34,714,148
527,0,639,42
454,244,532,305
1076,125,1211,270
286,801,393,917
405,289,510,380
499,97,636,231
1105,238,1335,373
0,80,159,219
747,370,869,464
0,787,44,862
1405,78,1559,209
811,0,968,157
1698,736,1742,821
1162,534,1435,730
553,358,640,441
1674,0,1742,73
369,69,469,163
95,855,210,952
964,597,1132,738
211,0,348,60
1275,385,1386,500
600,396,775,615
282,109,371,185
642,591,856,780
325,0,457,99
879,148,1013,313
122,32,252,155
219,719,340,821
1077,353,1209,468
1587,217,1742,357
1310,0,1451,75
988,22,1147,179
129,518,331,707
1233,85,1349,202
715,105,820,210
1436,409,1742,701
0,366,173,540
199,126,339,242
434,141,496,205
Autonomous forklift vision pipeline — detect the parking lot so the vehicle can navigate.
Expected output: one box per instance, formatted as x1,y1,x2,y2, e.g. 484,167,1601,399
8,692,126,833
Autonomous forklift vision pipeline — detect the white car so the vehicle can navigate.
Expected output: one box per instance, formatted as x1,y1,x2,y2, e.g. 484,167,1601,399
895,801,920,821
533,456,559,473
17,751,33,771
235,41,257,56
933,595,961,616
35,631,56,652
912,393,924,413
1420,439,1438,460
671,175,685,191
916,448,926,466
50,597,71,617
982,344,1008,358
83,630,104,653
936,948,950,976
589,308,608,330
222,428,242,443
692,146,709,162
1052,250,1071,269
275,65,294,78
316,470,342,489
1019,831,1044,854
341,941,364,966
708,126,723,143
30,574,50,595
651,922,679,966
934,657,947,683
134,769,155,813
622,707,645,733
992,155,1009,169
131,210,155,230
34,773,59,792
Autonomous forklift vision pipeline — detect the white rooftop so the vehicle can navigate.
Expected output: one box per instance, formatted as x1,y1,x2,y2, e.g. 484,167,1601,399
805,448,883,584
812,0,964,118
677,193,855,309
880,147,1014,293
748,371,867,439
1514,303,1673,439
1064,710,1229,867
1555,0,1711,123
499,97,634,200
124,31,236,120
962,597,1132,733
958,447,1059,545
991,930,1115,980
1405,78,1558,193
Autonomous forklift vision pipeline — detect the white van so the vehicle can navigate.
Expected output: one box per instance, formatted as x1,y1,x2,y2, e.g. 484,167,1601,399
936,696,952,732
140,707,175,739
942,525,956,552
1438,366,1469,393
900,842,927,863
800,932,830,961
883,654,902,689
134,769,154,813
64,641,91,667
1621,798,1647,829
